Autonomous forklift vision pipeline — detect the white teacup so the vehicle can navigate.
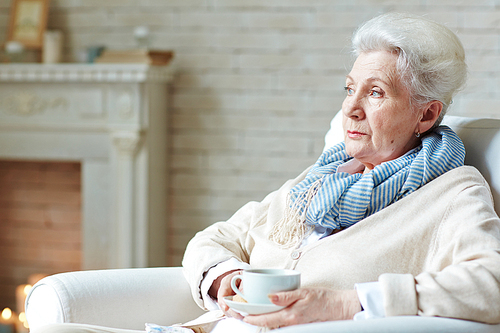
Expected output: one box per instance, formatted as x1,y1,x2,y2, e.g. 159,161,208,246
230,269,300,305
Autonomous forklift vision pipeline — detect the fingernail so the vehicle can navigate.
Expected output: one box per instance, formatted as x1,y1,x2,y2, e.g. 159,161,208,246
268,294,278,302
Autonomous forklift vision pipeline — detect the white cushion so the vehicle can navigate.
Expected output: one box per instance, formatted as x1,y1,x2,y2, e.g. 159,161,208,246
442,115,500,217
323,110,344,150
25,267,205,331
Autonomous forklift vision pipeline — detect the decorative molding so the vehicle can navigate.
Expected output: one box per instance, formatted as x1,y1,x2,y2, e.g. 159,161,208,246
117,90,134,119
111,131,142,155
0,63,174,83
52,97,69,110
1,92,69,116
3,92,47,116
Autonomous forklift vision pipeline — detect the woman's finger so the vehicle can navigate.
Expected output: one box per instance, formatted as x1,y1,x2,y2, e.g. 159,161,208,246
268,289,303,306
224,306,245,320
244,309,289,329
216,270,244,316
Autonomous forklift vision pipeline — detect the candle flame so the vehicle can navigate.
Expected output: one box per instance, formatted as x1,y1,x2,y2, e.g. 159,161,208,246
19,311,29,328
23,284,32,295
1,307,12,320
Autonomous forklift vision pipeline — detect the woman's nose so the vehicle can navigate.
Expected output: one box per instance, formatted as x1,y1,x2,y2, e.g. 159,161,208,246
342,94,365,120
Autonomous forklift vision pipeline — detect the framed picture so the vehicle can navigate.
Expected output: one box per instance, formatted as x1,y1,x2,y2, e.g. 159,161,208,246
7,0,50,49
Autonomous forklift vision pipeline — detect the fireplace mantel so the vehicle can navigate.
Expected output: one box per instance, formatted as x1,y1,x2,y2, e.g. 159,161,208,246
0,63,174,269
0,63,173,83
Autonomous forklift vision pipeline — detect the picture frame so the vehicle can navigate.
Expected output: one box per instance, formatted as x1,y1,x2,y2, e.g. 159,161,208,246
6,0,50,49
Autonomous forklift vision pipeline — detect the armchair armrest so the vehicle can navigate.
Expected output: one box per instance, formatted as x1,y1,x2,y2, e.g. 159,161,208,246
26,267,500,333
277,317,500,333
25,267,205,331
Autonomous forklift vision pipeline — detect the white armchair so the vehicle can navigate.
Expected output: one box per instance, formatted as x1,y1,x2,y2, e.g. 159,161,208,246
26,115,500,332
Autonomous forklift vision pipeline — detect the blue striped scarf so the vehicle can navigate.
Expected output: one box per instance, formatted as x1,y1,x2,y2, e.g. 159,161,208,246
269,126,465,247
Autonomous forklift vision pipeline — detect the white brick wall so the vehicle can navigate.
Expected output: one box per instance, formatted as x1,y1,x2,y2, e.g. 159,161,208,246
1,0,498,265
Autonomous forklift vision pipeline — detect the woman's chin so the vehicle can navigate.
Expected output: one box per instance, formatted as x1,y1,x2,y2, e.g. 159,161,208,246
345,143,371,159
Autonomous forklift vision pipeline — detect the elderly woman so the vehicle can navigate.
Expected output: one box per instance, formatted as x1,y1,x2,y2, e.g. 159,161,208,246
30,12,500,333
182,12,500,330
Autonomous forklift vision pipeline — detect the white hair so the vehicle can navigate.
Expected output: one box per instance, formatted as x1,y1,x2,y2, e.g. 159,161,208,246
352,12,467,126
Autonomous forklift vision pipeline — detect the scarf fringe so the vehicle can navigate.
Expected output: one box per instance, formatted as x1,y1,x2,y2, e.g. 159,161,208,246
268,177,323,248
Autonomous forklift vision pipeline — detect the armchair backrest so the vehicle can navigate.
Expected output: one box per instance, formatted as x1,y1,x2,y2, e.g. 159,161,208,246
324,112,500,217
442,116,500,217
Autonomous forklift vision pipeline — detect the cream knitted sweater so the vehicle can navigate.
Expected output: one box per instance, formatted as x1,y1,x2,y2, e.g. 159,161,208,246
182,166,500,324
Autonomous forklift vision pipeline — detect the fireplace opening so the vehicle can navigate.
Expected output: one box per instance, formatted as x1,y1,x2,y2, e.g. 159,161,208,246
0,160,82,311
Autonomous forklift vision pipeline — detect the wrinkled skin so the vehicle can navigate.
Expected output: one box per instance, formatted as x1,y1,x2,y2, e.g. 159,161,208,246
342,50,442,172
243,288,361,329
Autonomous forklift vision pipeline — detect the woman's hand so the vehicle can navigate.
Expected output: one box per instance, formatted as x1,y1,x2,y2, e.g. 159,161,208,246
208,269,244,319
243,287,361,329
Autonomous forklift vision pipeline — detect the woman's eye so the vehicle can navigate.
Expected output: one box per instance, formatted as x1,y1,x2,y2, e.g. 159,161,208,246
370,90,383,98
344,86,354,95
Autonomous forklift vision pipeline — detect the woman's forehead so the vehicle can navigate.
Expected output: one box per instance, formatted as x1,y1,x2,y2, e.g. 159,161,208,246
350,51,397,76
347,51,401,88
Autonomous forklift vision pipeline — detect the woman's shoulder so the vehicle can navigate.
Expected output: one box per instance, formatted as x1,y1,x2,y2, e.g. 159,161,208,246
416,165,493,207
436,165,489,188
427,166,497,214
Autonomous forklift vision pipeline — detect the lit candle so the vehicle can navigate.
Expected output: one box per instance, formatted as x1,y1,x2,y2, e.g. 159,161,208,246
16,284,32,314
16,312,29,333
0,308,15,333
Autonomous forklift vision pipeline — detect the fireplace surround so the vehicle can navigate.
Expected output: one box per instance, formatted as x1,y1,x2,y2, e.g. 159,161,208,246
0,63,174,269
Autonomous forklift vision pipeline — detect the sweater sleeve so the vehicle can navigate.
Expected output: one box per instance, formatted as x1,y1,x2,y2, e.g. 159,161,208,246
182,168,310,309
182,194,274,309
379,180,500,323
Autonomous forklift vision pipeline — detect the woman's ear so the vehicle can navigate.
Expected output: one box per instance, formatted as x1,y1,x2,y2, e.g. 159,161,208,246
418,100,443,134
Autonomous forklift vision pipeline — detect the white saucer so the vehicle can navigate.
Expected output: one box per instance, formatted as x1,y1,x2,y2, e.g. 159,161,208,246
223,296,286,315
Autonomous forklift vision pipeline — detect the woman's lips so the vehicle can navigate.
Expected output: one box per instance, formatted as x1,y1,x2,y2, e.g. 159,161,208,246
347,130,367,139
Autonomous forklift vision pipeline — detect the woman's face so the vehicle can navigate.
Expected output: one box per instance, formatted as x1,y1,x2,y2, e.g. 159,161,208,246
342,50,421,171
